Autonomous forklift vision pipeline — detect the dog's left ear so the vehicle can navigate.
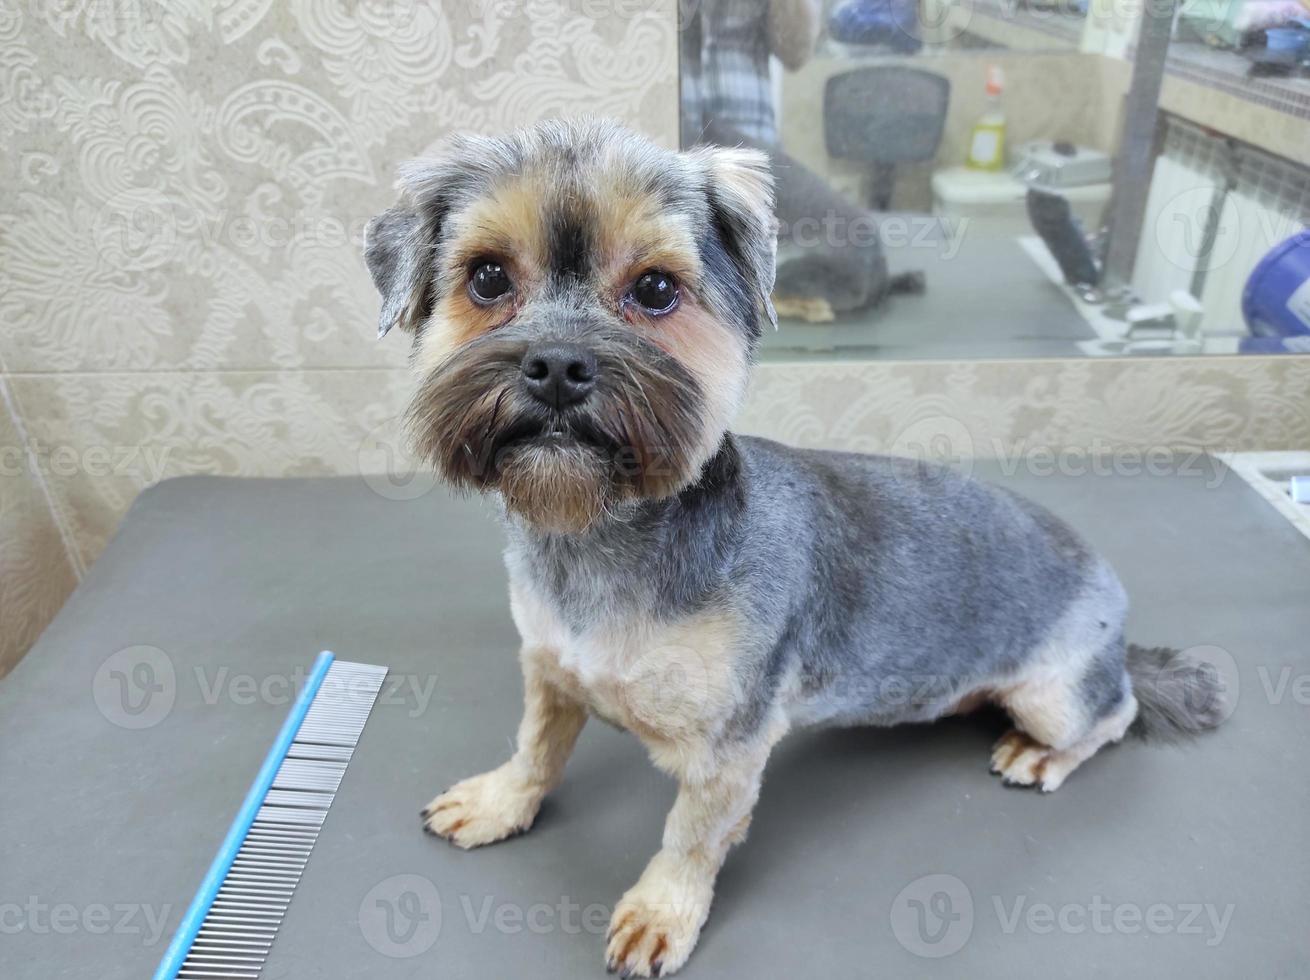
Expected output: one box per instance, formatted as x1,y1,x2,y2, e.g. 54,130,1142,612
365,157,460,339
696,146,779,333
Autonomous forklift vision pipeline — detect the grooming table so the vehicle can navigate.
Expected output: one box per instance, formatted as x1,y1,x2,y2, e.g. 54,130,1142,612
3,462,1308,978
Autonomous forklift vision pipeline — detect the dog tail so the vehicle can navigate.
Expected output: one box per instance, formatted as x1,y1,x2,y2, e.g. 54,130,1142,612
1126,644,1229,741
887,270,926,295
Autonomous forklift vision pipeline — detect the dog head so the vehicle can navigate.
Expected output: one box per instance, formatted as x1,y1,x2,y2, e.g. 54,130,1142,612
365,118,775,532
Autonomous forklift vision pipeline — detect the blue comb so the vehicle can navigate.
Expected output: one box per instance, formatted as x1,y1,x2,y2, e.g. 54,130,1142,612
153,651,388,979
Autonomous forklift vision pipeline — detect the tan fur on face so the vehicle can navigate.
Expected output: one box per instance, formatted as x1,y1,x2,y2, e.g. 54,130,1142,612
412,178,551,373
410,160,751,486
594,192,703,287
444,176,550,277
632,297,749,476
416,277,520,372
496,441,613,534
590,187,750,482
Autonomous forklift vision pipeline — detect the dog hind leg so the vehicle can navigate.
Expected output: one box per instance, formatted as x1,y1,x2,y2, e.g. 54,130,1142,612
990,634,1138,792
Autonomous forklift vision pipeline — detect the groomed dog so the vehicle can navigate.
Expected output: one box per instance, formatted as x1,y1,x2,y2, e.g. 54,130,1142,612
364,119,1225,977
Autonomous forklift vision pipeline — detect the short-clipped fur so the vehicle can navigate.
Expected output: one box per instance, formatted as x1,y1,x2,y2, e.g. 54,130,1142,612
365,119,1224,978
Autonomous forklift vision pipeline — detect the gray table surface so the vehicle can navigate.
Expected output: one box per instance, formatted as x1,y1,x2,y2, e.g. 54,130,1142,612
2,462,1308,979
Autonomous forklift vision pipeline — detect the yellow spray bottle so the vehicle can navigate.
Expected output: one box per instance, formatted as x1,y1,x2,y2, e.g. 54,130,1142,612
966,64,1006,171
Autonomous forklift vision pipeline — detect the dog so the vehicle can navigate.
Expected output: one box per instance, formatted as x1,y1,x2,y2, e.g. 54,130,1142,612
364,118,1225,977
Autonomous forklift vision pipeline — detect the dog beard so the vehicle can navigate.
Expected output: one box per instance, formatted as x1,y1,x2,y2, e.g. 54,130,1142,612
406,332,708,533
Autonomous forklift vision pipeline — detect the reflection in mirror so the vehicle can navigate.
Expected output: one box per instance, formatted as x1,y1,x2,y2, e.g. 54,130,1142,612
679,0,1310,361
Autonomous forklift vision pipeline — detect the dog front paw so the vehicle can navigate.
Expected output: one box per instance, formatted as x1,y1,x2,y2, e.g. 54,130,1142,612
605,855,713,977
420,765,542,848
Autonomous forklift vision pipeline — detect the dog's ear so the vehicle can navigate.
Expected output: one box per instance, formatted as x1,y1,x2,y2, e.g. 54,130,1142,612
364,158,459,338
696,146,778,333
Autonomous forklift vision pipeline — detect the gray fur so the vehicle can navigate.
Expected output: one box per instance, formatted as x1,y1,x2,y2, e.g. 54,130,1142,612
1125,645,1229,740
370,118,1222,763
378,122,1227,978
506,436,1139,742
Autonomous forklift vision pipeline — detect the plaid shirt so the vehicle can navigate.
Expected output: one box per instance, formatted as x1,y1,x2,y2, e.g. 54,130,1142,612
681,0,778,145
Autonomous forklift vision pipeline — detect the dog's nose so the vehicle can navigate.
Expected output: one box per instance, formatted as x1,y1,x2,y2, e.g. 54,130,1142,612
520,343,597,409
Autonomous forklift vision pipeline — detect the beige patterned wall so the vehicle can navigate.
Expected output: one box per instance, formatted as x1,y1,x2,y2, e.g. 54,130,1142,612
739,357,1310,456
0,0,680,675
1,1,1308,679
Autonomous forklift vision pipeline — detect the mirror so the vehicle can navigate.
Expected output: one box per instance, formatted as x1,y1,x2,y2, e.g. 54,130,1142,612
679,0,1310,361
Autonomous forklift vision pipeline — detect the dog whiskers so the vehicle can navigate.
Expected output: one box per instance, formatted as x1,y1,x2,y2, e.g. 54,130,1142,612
484,387,509,446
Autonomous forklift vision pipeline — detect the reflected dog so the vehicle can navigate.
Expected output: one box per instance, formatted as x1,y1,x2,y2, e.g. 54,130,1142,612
365,119,1225,978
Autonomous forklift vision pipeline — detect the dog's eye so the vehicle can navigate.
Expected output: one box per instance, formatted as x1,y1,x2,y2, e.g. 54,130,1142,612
469,261,512,303
629,271,679,315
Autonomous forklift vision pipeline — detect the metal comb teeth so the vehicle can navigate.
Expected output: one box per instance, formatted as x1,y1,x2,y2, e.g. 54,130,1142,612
174,660,387,980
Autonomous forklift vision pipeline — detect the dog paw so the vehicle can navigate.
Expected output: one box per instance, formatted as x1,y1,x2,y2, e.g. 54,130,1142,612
771,294,835,323
420,765,541,848
605,858,712,977
989,730,1066,792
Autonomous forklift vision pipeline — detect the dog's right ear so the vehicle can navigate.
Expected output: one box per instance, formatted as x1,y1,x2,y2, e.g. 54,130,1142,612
364,159,456,338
